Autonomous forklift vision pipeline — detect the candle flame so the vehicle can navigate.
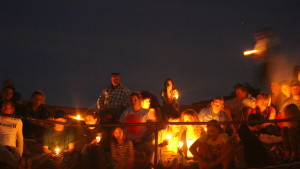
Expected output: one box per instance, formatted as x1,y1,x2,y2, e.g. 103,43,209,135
244,50,259,55
96,136,101,142
55,147,61,155
178,141,184,148
71,114,84,120
173,90,179,100
166,134,172,140
204,127,207,132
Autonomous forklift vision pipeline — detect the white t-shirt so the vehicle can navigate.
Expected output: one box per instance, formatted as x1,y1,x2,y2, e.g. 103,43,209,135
119,107,155,140
0,116,23,155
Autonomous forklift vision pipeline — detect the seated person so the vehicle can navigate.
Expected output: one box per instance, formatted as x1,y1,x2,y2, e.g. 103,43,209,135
281,104,300,161
110,126,134,169
22,90,51,139
119,92,156,166
181,109,202,158
77,112,108,169
160,79,180,122
0,86,22,115
198,97,236,136
39,110,77,169
189,120,233,169
155,117,185,169
141,91,162,123
0,101,23,168
248,92,278,134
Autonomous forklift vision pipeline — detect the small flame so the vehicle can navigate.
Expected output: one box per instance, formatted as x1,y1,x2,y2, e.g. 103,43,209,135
71,114,83,120
55,147,61,155
204,127,207,132
166,134,172,140
173,90,179,100
96,136,101,142
244,50,259,55
178,141,184,148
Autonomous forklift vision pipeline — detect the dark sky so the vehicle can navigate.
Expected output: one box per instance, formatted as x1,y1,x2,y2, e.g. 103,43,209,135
1,1,300,109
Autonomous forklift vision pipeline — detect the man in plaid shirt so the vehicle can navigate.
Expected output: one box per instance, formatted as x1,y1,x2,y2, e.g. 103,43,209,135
97,73,130,122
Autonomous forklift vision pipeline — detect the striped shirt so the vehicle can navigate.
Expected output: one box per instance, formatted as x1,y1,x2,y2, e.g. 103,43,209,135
110,140,134,165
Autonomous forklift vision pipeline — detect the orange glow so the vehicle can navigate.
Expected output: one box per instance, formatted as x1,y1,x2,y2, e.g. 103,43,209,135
204,127,207,132
178,141,184,148
244,50,259,55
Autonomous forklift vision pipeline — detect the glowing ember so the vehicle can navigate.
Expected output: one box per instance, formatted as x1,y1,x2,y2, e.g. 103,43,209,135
178,141,184,148
54,147,61,155
166,134,172,140
244,50,259,55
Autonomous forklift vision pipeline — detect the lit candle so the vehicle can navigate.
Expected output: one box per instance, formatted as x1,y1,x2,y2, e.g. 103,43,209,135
54,147,61,155
71,114,83,120
166,134,172,140
204,127,207,132
173,90,179,100
75,115,81,120
96,133,102,143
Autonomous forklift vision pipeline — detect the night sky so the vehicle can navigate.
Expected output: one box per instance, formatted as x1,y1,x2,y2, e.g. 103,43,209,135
1,1,300,109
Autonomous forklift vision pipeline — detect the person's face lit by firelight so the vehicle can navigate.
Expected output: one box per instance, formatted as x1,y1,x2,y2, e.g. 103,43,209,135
113,127,124,141
111,75,120,87
130,95,141,110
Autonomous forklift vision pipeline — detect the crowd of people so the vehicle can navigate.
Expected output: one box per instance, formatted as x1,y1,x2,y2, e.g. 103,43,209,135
0,71,299,169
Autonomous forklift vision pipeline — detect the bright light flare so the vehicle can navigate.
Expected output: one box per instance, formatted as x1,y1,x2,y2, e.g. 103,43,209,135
244,50,259,56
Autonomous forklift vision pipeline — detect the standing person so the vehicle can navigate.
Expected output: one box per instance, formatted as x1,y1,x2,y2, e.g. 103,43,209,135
245,27,281,85
0,101,23,168
189,120,233,169
110,127,134,169
97,73,131,123
161,78,180,122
